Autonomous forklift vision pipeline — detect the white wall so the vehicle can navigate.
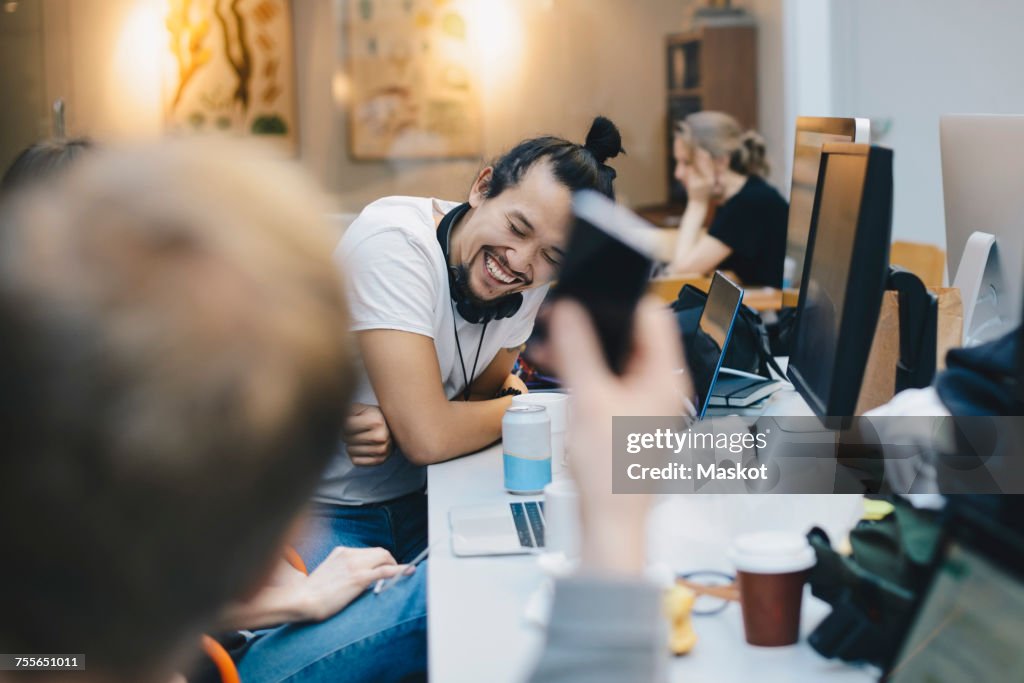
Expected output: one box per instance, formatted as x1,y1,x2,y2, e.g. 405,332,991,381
778,0,832,196
829,0,1024,247
744,0,787,194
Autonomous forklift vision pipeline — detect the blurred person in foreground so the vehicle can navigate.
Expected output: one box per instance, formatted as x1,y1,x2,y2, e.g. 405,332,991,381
0,138,685,683
0,142,425,683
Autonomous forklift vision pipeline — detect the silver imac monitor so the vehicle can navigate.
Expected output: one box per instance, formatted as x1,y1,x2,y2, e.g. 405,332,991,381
941,114,1024,344
785,116,870,291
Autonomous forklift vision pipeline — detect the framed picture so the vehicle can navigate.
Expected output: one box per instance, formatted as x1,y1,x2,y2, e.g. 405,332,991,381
163,0,298,152
346,0,482,160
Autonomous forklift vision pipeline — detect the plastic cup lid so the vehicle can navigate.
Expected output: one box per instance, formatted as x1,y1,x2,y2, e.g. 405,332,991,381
729,531,816,574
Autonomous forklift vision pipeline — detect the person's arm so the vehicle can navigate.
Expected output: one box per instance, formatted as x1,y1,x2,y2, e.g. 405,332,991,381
343,403,394,467
217,547,407,630
341,348,526,467
673,198,709,257
466,347,527,401
359,329,517,465
527,299,687,683
668,232,733,276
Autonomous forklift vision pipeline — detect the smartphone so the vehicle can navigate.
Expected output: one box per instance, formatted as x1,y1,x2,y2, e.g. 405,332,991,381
551,190,658,374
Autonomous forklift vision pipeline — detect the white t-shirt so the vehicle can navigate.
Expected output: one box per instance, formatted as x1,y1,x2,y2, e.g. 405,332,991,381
315,196,549,505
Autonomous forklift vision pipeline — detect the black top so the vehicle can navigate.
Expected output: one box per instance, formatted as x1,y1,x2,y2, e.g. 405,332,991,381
707,175,789,288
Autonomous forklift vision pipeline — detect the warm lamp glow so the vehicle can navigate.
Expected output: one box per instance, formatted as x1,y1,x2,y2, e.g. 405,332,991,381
466,0,525,96
113,0,163,127
332,69,350,106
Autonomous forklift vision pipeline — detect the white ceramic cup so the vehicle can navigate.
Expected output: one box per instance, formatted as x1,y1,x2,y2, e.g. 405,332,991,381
513,392,569,471
543,478,580,559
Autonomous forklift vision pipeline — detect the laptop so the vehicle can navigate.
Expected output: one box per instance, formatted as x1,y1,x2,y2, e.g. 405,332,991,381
883,503,1024,682
689,271,745,419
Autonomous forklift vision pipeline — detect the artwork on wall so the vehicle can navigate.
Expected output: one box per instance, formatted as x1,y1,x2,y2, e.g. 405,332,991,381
346,0,482,160
163,0,297,151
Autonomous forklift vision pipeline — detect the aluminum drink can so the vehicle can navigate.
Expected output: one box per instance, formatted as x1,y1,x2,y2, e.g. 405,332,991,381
502,405,552,494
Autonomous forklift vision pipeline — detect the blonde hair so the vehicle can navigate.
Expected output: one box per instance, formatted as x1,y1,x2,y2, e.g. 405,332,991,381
674,111,769,177
0,140,354,677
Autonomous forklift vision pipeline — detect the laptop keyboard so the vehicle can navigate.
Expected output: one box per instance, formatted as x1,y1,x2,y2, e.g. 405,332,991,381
510,501,545,548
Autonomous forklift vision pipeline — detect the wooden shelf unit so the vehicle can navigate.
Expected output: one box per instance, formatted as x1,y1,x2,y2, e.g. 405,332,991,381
665,25,758,204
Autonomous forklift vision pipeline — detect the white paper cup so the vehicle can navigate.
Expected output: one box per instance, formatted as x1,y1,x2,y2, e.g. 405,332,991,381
543,478,580,559
514,393,569,471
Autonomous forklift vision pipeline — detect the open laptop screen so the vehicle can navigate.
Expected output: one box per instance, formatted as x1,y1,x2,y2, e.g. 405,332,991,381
692,271,743,418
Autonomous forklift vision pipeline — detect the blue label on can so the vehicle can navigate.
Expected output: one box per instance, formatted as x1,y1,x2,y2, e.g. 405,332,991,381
503,453,552,493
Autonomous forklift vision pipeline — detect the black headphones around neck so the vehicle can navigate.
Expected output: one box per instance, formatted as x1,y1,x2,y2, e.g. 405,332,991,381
436,202,523,325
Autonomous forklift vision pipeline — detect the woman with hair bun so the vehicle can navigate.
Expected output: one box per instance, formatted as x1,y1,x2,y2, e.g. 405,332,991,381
667,111,788,287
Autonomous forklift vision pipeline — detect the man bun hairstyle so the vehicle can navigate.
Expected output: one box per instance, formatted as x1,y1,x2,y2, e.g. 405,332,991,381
486,115,625,199
674,111,769,178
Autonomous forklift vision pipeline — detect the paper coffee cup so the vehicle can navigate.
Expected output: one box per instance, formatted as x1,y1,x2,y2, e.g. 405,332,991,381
543,478,580,559
729,532,816,647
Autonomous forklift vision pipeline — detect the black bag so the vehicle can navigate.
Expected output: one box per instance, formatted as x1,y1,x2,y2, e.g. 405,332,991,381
804,496,942,669
767,306,799,357
671,284,784,386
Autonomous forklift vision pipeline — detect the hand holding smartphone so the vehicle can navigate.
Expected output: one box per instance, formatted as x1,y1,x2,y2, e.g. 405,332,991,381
551,191,659,375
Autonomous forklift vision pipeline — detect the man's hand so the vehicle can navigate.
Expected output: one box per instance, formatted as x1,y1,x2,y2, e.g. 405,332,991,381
344,403,393,466
551,298,688,577
501,373,529,396
299,546,409,622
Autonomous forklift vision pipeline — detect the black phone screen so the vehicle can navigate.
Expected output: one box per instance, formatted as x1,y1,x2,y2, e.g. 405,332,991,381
552,193,654,375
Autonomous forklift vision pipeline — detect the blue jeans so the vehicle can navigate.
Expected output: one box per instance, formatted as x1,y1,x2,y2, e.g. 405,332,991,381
299,491,429,566
236,563,427,683
235,492,429,682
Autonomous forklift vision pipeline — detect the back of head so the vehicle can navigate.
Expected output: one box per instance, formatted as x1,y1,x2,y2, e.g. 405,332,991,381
0,141,353,679
486,115,626,199
1,137,93,194
674,111,769,177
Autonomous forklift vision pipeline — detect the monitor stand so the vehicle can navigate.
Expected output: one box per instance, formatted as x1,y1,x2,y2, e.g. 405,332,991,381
954,231,1014,346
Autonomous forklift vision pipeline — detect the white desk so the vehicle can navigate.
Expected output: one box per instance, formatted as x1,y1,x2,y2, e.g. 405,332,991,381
427,444,878,683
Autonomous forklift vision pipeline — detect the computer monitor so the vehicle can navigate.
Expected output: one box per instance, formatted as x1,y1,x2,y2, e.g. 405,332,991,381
787,143,894,422
940,115,1024,344
885,504,1024,682
785,117,870,290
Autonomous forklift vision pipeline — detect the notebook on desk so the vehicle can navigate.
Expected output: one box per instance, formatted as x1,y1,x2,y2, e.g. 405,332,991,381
709,367,786,408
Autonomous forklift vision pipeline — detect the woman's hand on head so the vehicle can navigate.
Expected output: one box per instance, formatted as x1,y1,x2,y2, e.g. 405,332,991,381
680,147,720,204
